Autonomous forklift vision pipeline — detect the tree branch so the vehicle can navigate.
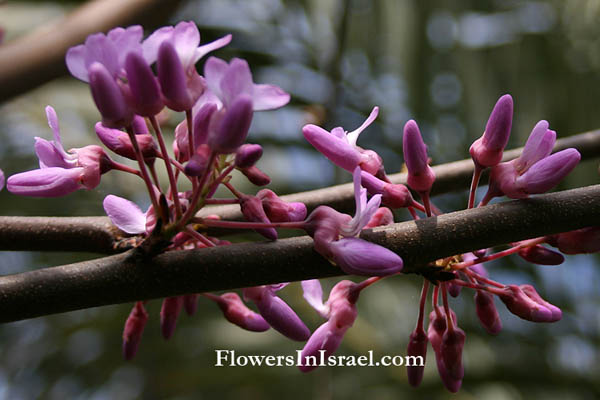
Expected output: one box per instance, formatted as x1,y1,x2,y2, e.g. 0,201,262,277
0,0,182,102
0,185,599,323
1,129,599,252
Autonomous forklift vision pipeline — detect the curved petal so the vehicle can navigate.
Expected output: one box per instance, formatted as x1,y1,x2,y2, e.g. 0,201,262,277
251,84,290,111
7,167,83,197
220,58,253,108
142,26,174,65
299,321,344,372
193,34,232,64
103,194,147,234
302,124,361,172
108,25,144,68
65,44,89,82
172,21,201,68
83,33,120,78
204,56,229,101
517,148,580,195
515,120,554,173
34,138,74,169
346,106,378,147
301,280,328,318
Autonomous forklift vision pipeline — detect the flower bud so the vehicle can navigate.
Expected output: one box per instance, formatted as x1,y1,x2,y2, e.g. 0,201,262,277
194,102,218,146
546,227,600,254
474,290,502,335
470,94,513,168
240,165,271,186
516,148,581,195
124,51,163,116
208,292,270,332
131,115,149,135
157,41,193,111
302,124,362,172
519,284,562,321
88,62,132,128
299,321,344,372
208,94,254,153
406,328,428,387
183,294,199,316
257,189,307,222
498,284,560,322
427,309,461,393
358,149,383,175
403,120,435,193
441,327,466,381
240,195,277,240
95,122,157,161
517,243,564,265
122,302,148,360
160,296,183,339
73,145,111,189
235,144,263,168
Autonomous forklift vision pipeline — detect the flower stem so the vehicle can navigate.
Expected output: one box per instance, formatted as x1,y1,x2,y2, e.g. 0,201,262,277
185,225,216,248
416,280,430,331
468,165,483,209
453,237,546,270
193,218,306,230
149,115,182,220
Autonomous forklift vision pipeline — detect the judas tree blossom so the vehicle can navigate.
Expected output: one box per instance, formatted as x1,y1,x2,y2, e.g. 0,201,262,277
205,292,270,332
403,119,435,194
243,284,310,341
298,280,363,372
546,227,600,254
302,107,382,175
303,168,403,276
7,106,113,197
103,195,147,235
482,120,581,204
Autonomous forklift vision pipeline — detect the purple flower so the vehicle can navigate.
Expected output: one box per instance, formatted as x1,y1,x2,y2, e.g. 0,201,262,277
302,107,382,174
202,57,290,111
546,227,600,255
299,280,359,372
66,26,144,83
256,189,307,222
160,296,184,339
498,284,561,323
483,120,580,202
95,120,157,161
122,301,148,360
360,171,415,209
474,290,502,335
470,94,513,168
8,106,111,197
239,195,278,240
304,168,403,276
243,284,310,341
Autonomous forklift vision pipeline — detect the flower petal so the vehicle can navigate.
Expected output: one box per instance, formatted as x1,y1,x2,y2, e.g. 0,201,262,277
301,280,328,318
65,44,89,81
255,294,310,341
346,106,378,147
193,34,233,64
172,21,201,69
103,194,146,234
515,120,555,173
7,167,83,197
142,26,174,65
251,84,290,111
204,56,229,102
327,238,403,276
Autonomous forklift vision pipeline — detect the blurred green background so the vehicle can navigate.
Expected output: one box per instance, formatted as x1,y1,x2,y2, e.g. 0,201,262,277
0,0,599,399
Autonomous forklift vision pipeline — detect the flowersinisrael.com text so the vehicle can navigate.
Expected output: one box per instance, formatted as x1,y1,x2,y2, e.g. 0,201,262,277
214,350,424,368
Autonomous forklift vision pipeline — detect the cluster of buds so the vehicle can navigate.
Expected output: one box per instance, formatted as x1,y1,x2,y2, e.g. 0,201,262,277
2,19,598,393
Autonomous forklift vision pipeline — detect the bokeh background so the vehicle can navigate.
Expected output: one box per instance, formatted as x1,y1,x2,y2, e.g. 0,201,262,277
0,0,599,399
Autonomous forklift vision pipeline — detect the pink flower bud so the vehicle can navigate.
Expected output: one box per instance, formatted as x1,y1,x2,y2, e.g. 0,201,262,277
546,227,600,254
498,284,560,323
240,165,271,186
427,309,461,392
88,62,132,128
194,102,218,146
95,122,157,160
302,124,362,172
470,94,513,168
403,120,435,193
160,296,183,339
326,237,403,276
122,302,148,360
517,243,564,265
474,290,502,335
209,292,270,332
360,171,414,209
257,189,307,222
441,327,466,381
240,195,277,240
73,145,111,189
519,284,562,321
131,115,149,135
358,149,383,175
124,51,163,116
235,144,263,168
406,328,428,387
183,294,199,316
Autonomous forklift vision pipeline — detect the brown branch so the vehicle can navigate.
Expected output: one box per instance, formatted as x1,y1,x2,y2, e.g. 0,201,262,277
0,0,182,102
1,129,598,252
0,184,599,323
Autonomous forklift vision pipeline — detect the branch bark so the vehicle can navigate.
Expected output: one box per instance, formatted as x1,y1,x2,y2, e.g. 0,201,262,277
0,0,182,102
0,185,599,323
0,129,599,252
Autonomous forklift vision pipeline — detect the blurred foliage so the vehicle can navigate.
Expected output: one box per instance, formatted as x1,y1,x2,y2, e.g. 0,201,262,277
0,0,599,399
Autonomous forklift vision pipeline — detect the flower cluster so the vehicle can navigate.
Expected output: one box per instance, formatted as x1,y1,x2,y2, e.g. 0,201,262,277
3,20,597,393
